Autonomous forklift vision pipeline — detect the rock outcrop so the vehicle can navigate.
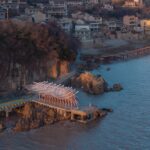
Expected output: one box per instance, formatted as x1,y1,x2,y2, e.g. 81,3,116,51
48,60,70,79
71,72,108,95
59,60,70,77
112,83,123,91
93,109,107,118
13,103,65,132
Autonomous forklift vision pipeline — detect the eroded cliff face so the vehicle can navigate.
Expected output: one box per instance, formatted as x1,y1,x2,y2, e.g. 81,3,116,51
13,103,67,132
59,60,70,77
0,59,70,94
48,60,70,79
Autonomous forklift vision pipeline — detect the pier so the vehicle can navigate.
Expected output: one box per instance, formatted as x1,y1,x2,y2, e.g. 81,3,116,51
0,82,100,123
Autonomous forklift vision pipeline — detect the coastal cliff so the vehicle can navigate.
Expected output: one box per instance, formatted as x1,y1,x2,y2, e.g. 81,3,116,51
0,20,79,94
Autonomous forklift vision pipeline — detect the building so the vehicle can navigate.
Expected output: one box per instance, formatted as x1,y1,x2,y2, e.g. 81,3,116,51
140,19,150,34
25,6,34,15
105,19,122,31
123,0,144,8
112,0,124,4
123,15,139,27
0,8,6,20
58,18,73,33
86,0,99,5
46,3,68,18
89,21,101,33
103,4,114,11
75,24,91,41
32,10,47,23
66,0,83,6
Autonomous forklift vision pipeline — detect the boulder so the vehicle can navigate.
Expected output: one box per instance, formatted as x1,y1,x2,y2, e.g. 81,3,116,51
71,72,108,95
94,109,107,118
113,83,123,91
102,108,113,112
13,118,30,132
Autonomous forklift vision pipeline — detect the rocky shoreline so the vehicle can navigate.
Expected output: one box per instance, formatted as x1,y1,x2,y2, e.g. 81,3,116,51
71,72,123,95
0,102,112,133
78,46,150,71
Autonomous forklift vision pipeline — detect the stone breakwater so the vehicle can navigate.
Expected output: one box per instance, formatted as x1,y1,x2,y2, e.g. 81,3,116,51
80,46,150,64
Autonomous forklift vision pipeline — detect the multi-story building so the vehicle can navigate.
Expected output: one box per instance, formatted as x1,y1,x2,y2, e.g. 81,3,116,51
123,15,139,27
89,21,101,33
32,10,47,23
140,19,150,34
58,18,73,33
66,0,83,6
0,7,6,19
46,3,68,18
75,24,91,41
123,0,144,8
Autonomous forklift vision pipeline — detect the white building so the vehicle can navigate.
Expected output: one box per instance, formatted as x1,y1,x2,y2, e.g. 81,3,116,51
0,8,6,20
58,18,73,33
32,10,47,23
66,0,83,6
46,3,68,18
75,24,91,41
103,4,114,11
89,21,101,33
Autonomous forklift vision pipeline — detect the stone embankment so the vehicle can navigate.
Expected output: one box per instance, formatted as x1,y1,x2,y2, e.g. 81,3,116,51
80,46,150,64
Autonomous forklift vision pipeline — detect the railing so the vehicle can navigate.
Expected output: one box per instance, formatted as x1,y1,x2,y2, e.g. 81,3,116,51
0,99,30,111
55,70,77,84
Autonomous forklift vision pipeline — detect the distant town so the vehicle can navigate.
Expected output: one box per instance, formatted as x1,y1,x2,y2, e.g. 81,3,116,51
0,0,150,44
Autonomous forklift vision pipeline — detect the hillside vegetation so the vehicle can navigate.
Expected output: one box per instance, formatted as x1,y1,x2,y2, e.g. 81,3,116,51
0,20,79,92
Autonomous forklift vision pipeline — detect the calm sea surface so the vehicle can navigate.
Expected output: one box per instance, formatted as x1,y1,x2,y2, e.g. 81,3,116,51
1,56,150,150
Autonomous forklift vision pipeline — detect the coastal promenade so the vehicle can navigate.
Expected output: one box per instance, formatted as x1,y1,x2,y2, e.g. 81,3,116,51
0,99,29,112
0,81,99,123
0,70,77,114
0,99,30,117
